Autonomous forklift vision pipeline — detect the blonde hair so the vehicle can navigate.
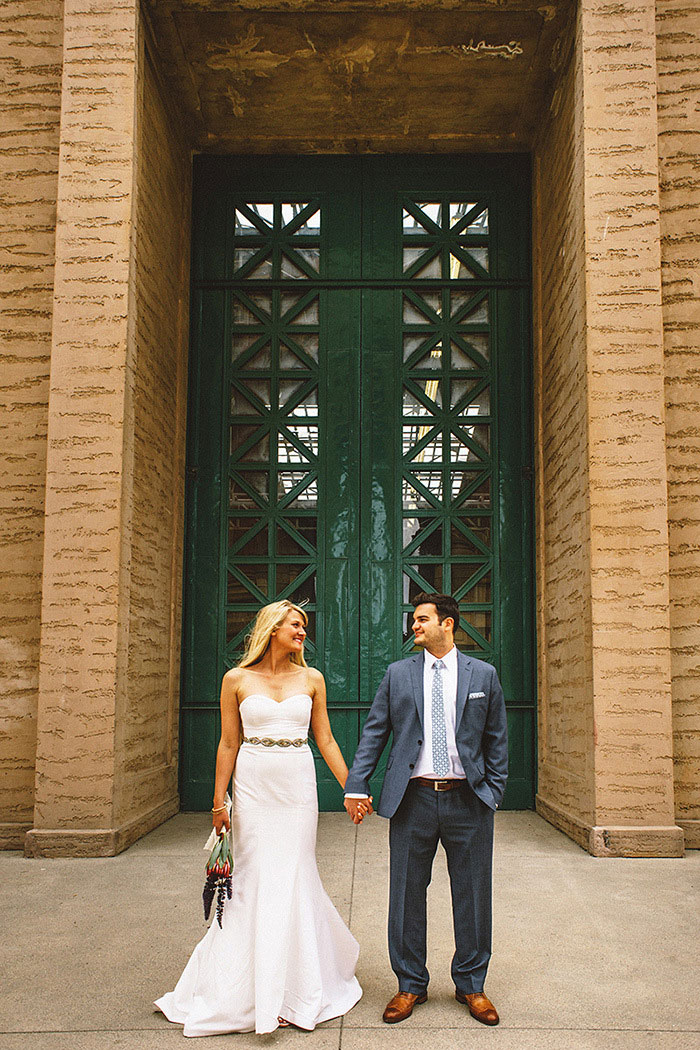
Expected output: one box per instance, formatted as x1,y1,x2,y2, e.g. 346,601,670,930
238,600,309,668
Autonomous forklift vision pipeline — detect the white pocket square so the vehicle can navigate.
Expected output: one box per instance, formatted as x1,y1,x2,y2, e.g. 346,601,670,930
469,691,486,699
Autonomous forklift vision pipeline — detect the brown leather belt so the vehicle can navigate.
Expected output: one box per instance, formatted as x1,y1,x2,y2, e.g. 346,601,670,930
413,777,463,791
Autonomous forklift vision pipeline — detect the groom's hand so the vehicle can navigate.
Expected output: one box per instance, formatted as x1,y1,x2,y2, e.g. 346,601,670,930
344,796,373,824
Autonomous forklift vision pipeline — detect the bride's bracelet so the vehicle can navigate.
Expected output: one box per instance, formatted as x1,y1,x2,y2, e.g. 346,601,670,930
211,804,227,814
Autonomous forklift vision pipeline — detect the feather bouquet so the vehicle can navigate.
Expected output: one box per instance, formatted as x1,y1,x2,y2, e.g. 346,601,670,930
203,831,233,927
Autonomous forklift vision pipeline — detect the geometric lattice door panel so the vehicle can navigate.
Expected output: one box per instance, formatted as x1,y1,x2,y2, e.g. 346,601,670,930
183,155,534,811
359,162,534,810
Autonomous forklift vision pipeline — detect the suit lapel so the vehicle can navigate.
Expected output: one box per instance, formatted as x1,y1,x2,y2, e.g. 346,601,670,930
410,653,425,730
455,651,474,728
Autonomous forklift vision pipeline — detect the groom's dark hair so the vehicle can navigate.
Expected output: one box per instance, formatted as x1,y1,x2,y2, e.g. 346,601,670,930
412,592,460,631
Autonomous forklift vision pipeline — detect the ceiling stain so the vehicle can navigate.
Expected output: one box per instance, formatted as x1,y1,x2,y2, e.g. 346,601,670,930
415,39,525,60
146,3,572,152
205,23,316,79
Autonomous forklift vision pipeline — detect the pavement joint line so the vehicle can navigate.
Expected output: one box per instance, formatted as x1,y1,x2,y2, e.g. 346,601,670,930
338,821,359,1050
339,1027,700,1033
2,1027,699,1035
346,819,359,928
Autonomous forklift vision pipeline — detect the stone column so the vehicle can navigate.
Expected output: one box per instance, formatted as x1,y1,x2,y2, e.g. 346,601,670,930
538,0,683,856
655,1,700,849
0,0,63,850
25,0,177,856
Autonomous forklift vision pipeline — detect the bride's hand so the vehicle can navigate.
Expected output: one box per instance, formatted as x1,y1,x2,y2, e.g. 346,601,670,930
344,796,373,824
213,810,230,835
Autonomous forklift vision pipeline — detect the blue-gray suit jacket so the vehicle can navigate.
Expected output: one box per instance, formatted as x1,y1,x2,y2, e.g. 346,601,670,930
345,651,508,818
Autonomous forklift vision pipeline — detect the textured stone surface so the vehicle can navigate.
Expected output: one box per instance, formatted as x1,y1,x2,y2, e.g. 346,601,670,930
0,0,63,845
33,0,141,835
535,795,590,853
23,795,180,857
534,0,682,850
581,0,675,828
29,2,188,853
656,1,700,847
588,823,684,858
113,32,191,831
533,8,594,829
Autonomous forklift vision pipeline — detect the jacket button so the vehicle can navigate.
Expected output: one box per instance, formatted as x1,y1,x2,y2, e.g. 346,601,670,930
409,763,415,769
417,740,423,745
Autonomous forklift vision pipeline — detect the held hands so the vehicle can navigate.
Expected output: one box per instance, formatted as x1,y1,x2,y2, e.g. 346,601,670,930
343,796,373,824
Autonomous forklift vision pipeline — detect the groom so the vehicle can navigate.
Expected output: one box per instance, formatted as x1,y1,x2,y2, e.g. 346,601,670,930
344,592,508,1026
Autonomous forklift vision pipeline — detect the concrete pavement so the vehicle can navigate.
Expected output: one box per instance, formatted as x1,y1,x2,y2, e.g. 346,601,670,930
1,812,698,1049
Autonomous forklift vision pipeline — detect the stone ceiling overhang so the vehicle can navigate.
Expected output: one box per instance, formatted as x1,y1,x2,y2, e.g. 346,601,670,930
144,0,575,152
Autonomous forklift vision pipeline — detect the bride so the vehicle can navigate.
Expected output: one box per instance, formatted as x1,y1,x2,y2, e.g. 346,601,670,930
155,600,365,1036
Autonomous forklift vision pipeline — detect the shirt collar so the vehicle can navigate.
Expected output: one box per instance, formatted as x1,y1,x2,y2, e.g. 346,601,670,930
424,645,457,671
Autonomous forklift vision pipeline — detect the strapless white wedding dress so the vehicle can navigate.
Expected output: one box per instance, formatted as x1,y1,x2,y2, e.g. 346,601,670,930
155,693,362,1036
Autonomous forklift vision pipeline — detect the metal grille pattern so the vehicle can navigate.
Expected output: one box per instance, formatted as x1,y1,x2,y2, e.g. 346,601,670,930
226,201,322,662
182,157,534,812
400,200,494,658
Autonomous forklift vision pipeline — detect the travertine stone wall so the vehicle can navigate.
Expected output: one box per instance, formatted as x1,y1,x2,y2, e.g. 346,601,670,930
533,16,594,845
25,1,188,856
28,0,141,853
656,1,700,848
535,0,682,856
113,37,191,830
0,0,63,849
581,0,676,841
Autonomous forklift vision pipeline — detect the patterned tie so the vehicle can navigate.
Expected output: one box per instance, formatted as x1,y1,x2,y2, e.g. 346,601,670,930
431,659,450,777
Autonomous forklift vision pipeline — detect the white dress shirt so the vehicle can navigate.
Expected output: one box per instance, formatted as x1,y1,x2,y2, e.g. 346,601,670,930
412,646,466,779
344,646,466,799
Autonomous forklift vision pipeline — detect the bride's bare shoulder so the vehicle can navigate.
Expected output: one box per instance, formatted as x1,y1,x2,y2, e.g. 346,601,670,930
306,666,325,692
222,666,245,690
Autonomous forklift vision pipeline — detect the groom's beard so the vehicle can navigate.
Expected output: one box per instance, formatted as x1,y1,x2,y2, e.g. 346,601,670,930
413,627,449,652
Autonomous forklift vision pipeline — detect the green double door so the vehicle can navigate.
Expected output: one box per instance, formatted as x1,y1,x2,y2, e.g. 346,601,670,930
181,155,534,811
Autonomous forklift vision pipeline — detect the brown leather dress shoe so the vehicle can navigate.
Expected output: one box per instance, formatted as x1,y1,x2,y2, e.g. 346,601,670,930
382,991,428,1023
455,990,499,1026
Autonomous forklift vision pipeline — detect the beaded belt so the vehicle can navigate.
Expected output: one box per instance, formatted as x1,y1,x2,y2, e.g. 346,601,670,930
242,736,308,748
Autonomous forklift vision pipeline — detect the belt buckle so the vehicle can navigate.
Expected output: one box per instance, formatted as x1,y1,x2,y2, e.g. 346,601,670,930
434,779,450,791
